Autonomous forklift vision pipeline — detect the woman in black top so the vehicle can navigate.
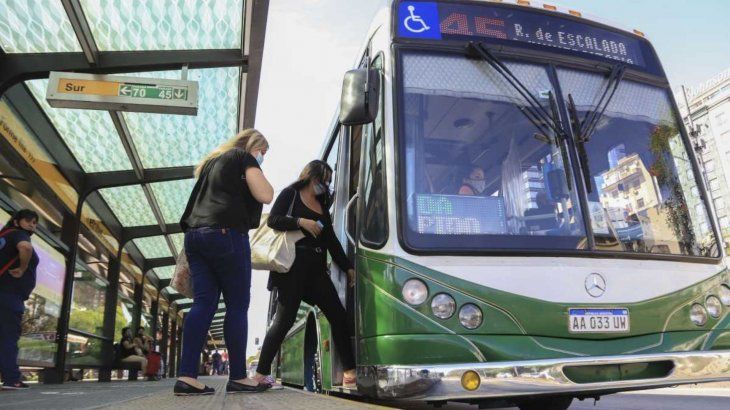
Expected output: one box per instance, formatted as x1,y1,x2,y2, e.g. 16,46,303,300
253,160,357,388
175,128,274,396
119,327,147,374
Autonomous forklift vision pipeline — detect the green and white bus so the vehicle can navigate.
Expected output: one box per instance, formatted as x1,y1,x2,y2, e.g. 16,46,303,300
271,1,730,408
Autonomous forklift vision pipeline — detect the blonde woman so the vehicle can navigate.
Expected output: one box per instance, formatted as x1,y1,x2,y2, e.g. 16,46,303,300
175,129,274,395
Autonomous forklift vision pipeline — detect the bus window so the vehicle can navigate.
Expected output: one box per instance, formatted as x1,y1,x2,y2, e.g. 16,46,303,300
360,55,387,247
398,50,587,252
558,68,718,257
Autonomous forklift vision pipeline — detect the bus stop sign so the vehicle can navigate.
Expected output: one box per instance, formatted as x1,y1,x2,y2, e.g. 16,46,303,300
46,71,198,116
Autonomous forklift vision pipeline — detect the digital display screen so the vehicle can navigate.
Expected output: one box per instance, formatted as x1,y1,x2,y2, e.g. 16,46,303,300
397,1,648,67
415,194,507,235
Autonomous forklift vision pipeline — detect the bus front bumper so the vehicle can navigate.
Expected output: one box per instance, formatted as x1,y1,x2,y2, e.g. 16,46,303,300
356,350,730,400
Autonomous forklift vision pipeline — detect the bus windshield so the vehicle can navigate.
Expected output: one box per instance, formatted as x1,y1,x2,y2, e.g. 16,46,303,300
398,50,719,257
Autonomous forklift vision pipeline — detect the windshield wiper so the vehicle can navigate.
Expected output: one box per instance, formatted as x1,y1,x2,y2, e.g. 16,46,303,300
468,42,574,190
547,90,572,189
567,94,592,193
573,64,626,143
468,42,565,139
567,64,626,193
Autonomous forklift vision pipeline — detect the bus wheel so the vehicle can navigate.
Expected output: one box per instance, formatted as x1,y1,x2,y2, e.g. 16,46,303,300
303,315,322,393
517,396,573,410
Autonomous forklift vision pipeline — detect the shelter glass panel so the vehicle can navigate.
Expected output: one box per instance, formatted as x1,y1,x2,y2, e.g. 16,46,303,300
66,333,104,366
150,179,195,224
80,0,244,51
25,80,133,172
69,269,107,336
154,266,175,280
0,0,82,53
116,298,134,337
18,235,66,365
132,236,172,259
169,233,184,255
99,185,157,226
123,67,239,168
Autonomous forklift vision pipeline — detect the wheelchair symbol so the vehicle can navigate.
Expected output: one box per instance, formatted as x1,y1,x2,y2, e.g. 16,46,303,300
403,5,431,33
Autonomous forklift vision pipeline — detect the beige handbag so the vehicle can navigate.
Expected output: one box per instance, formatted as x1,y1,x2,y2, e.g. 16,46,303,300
171,248,194,298
250,192,304,273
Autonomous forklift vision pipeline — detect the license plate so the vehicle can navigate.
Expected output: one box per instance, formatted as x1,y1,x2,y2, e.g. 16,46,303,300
568,308,629,333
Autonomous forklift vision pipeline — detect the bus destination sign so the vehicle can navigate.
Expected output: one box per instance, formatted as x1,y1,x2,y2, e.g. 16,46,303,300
397,1,646,67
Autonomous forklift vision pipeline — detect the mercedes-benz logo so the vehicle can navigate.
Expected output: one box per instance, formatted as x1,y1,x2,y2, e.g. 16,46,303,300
585,273,607,298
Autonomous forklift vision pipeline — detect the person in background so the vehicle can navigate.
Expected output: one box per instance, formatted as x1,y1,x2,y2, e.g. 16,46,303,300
211,350,222,375
175,128,274,396
119,327,148,375
0,209,39,390
253,160,357,389
459,166,487,196
134,327,153,355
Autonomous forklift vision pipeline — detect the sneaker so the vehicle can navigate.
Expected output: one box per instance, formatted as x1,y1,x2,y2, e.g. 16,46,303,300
226,380,270,394
2,382,30,390
263,375,284,390
173,380,215,396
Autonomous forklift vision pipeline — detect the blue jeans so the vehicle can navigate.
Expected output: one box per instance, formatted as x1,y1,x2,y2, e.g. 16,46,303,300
0,292,24,384
179,228,251,380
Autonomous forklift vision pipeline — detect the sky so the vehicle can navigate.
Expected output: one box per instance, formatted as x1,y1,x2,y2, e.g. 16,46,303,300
245,0,730,356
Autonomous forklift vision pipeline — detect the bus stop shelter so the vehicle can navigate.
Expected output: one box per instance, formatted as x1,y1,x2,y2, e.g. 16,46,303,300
0,0,269,383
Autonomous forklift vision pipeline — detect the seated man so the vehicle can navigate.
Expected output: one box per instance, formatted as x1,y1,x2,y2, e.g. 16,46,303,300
524,192,558,231
458,166,487,196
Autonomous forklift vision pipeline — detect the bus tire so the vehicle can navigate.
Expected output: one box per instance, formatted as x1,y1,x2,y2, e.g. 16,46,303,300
303,315,322,393
517,396,574,410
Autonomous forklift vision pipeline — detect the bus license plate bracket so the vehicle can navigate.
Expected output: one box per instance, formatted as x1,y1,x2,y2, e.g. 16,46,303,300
568,308,630,333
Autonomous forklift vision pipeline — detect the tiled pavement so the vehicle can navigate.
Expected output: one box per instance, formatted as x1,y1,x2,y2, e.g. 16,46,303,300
0,376,388,410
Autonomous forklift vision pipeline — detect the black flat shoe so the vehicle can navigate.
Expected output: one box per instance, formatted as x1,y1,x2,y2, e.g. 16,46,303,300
174,380,215,396
226,380,271,394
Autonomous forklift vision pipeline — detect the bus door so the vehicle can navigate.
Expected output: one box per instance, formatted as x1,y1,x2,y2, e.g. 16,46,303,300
330,51,385,386
325,120,362,386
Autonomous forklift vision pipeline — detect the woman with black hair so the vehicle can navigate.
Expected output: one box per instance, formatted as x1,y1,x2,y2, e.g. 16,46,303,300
0,209,39,390
253,160,357,388
119,327,148,374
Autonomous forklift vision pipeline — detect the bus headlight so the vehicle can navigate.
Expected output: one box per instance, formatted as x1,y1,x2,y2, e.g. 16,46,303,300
431,293,456,319
719,284,730,306
690,303,708,326
402,279,428,306
706,296,722,318
459,304,483,329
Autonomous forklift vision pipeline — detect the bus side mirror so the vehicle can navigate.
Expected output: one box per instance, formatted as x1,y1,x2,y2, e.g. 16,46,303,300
339,68,380,126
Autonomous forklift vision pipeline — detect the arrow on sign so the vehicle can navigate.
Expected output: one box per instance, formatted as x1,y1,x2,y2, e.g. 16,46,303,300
119,85,131,96
174,89,184,99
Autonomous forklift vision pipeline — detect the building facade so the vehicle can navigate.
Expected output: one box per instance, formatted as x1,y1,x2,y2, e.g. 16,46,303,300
677,68,730,246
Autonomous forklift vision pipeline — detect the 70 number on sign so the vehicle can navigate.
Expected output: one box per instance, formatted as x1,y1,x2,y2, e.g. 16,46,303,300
119,85,188,100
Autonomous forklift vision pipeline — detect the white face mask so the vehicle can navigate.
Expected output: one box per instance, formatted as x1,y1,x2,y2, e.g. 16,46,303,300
255,152,264,165
313,182,327,195
468,179,486,194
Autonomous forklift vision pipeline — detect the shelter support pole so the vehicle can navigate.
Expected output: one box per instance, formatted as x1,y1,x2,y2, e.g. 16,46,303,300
161,312,169,378
169,315,178,378
98,249,122,382
43,205,83,384
176,314,184,377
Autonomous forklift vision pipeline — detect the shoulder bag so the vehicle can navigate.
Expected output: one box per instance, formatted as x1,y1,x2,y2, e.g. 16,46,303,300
250,191,305,273
171,247,193,298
